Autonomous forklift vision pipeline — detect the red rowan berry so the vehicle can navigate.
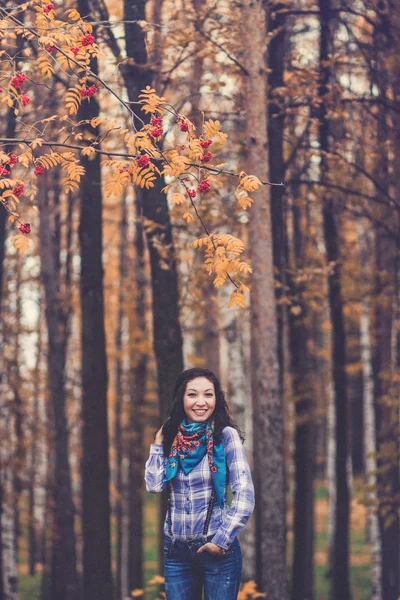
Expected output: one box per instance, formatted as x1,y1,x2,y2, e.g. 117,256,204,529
200,152,212,163
136,155,150,168
187,189,196,198
179,120,189,132
71,47,79,56
150,126,163,138
200,139,212,148
13,183,24,197
8,154,17,166
18,222,31,234
0,166,10,177
151,116,162,126
21,93,30,106
11,72,26,89
47,46,56,52
81,34,95,46
198,179,211,193
43,3,54,13
34,164,45,176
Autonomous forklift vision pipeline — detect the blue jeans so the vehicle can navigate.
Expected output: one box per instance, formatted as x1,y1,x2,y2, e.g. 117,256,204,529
164,534,242,599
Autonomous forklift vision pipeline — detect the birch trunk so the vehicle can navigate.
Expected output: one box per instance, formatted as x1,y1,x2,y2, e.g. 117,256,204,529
358,219,381,600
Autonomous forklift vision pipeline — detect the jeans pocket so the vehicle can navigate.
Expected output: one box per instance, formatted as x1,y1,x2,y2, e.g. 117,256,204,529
164,538,173,557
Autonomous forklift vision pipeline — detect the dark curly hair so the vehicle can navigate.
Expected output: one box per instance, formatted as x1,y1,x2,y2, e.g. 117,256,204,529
159,367,244,455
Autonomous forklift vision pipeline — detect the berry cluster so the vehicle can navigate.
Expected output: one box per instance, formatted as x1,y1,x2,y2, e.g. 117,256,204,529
21,93,30,106
200,139,212,148
71,47,79,56
150,126,163,138
179,119,189,132
200,152,212,163
47,46,56,52
136,155,150,168
187,189,196,198
19,223,31,234
151,116,162,126
0,166,10,177
81,34,95,46
8,154,17,166
80,85,98,97
198,179,211,193
34,164,45,176
43,3,54,13
13,183,24,197
11,72,26,89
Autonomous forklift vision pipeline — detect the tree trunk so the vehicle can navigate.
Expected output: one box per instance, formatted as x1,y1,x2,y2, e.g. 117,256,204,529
28,303,43,577
242,1,288,597
372,59,400,600
122,0,184,570
357,220,382,600
372,6,400,597
267,1,287,396
77,2,113,596
127,197,148,593
289,187,316,600
318,2,350,598
222,303,254,580
115,195,127,600
38,175,80,600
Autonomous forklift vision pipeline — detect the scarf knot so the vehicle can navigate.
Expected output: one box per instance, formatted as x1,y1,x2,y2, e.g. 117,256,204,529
163,419,226,509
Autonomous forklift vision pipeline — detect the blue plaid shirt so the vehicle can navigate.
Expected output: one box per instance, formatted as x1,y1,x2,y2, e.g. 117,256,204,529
144,426,255,550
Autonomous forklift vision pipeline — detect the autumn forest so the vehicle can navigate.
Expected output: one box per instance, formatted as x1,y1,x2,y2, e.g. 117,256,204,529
0,0,399,599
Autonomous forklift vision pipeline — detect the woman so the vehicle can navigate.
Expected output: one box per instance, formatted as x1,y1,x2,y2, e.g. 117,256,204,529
144,367,255,600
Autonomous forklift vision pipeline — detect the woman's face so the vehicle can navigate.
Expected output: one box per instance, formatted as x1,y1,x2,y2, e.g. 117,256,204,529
183,377,216,424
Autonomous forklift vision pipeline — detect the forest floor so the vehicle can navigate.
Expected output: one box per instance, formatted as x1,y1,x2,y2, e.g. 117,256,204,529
19,480,371,599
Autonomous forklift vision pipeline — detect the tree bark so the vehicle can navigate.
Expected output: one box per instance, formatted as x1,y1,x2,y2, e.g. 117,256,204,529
77,1,113,597
371,10,400,595
268,1,287,395
289,186,316,600
242,1,288,597
114,194,128,600
318,2,350,599
357,219,382,600
122,0,184,571
127,202,148,593
38,175,80,600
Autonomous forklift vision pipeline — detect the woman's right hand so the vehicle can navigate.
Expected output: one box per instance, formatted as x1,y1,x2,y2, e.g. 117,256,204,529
154,425,164,445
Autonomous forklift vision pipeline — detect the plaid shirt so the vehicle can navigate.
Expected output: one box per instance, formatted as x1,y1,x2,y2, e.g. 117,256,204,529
144,426,255,550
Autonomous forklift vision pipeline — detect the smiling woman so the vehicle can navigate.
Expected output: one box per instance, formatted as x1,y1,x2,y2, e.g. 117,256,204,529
184,378,216,423
144,367,255,600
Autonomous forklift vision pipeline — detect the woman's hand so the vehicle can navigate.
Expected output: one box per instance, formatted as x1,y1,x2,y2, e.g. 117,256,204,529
154,425,164,445
197,542,225,556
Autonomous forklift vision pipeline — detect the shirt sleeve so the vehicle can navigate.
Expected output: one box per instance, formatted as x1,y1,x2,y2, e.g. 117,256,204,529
144,443,167,493
210,427,255,550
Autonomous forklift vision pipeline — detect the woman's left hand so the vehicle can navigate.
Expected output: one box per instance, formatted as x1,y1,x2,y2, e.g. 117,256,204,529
197,542,225,556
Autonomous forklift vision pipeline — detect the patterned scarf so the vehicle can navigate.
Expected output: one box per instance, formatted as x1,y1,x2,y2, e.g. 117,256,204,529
163,418,226,509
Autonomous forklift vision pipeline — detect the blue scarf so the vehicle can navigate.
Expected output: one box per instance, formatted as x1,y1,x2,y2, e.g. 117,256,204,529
163,419,226,509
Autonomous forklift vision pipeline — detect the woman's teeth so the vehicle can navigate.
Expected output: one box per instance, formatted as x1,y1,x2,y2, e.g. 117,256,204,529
193,409,207,414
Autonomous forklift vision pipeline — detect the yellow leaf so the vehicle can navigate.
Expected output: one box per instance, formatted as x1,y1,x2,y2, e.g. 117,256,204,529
240,175,262,192
11,234,30,255
65,8,81,20
183,212,193,223
228,291,246,308
169,193,186,207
